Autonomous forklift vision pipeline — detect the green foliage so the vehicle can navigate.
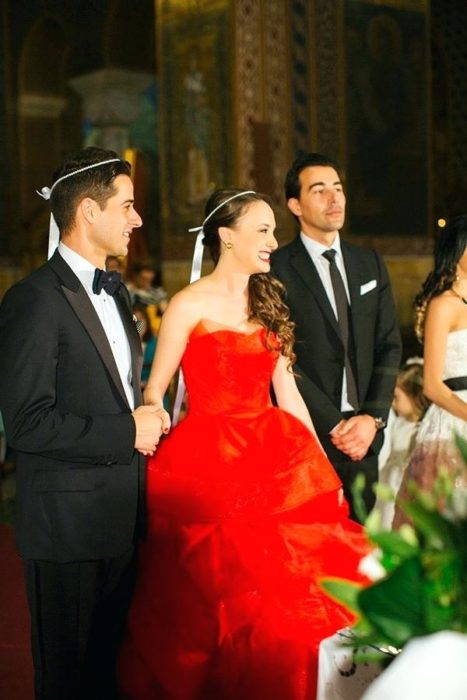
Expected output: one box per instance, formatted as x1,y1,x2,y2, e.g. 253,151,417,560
322,439,467,654
358,557,425,646
456,435,467,463
351,472,368,524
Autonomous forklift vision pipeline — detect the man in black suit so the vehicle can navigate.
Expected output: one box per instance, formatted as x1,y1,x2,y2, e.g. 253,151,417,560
272,152,401,520
0,147,168,699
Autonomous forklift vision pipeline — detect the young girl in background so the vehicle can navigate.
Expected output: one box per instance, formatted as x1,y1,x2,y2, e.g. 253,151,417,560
374,359,429,529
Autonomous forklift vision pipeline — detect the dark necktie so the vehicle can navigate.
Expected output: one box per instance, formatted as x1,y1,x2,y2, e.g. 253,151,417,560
322,249,359,409
92,268,122,296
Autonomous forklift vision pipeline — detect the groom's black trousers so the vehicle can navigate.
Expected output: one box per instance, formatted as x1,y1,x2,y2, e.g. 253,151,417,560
24,546,136,700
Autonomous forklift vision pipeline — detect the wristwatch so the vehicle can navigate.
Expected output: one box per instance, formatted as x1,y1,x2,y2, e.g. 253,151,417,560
374,416,386,431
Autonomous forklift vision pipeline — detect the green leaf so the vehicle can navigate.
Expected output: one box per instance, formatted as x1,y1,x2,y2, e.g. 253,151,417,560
413,490,437,511
358,557,424,647
365,508,382,535
351,473,368,524
320,579,362,614
370,531,418,560
455,434,467,465
403,501,456,548
398,524,418,547
373,482,395,502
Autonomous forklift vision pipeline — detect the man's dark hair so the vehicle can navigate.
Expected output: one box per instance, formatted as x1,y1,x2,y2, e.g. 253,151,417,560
284,151,340,201
50,146,131,234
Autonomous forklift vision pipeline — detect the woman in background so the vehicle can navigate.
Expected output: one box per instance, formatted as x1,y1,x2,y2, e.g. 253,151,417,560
393,215,467,528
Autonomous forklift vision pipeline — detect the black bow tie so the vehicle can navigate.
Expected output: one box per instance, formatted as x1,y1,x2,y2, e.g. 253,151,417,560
92,268,122,296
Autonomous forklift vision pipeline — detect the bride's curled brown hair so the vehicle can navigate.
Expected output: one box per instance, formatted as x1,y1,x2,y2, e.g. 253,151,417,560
202,188,296,366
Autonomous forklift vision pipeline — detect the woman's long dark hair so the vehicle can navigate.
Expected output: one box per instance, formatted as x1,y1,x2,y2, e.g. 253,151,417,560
202,188,296,366
414,215,467,342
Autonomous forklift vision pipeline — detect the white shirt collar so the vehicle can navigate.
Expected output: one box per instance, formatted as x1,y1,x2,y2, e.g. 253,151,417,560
300,231,342,262
58,242,96,293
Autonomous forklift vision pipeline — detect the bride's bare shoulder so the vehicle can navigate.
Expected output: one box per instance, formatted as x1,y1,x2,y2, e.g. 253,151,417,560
165,278,215,319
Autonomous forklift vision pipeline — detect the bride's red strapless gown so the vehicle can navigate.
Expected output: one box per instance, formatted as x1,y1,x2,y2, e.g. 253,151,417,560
118,321,369,699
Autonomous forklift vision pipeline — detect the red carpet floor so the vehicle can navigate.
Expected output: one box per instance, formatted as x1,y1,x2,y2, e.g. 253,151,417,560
0,523,33,699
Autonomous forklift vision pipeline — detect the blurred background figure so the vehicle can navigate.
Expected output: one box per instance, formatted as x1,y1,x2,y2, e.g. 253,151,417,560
132,302,157,389
127,260,168,334
374,358,430,529
106,255,126,274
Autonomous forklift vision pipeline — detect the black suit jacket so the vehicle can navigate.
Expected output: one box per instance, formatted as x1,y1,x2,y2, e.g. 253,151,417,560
271,235,401,455
0,251,143,562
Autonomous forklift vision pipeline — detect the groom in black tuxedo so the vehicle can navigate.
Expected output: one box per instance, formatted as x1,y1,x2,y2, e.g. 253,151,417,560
272,152,401,520
0,147,168,699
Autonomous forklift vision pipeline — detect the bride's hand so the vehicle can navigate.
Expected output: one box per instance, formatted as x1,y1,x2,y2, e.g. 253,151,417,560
140,400,171,435
155,407,171,434
147,406,171,435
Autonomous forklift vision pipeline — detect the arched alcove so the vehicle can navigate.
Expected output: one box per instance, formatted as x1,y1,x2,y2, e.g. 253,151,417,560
18,17,70,268
20,17,67,95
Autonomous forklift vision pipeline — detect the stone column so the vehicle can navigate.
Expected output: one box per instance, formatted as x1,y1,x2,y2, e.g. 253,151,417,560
234,0,292,220
70,68,153,154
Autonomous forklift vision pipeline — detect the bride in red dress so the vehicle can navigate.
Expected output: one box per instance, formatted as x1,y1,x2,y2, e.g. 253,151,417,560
118,190,369,699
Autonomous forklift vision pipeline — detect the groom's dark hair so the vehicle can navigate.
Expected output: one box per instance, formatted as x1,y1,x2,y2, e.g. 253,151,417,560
50,146,131,234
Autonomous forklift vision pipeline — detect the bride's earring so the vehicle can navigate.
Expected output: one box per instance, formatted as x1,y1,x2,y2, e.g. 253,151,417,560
221,240,232,250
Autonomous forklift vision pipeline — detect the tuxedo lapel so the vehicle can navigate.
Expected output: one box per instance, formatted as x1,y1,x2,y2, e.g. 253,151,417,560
115,288,143,406
289,237,341,340
62,286,131,407
48,252,131,408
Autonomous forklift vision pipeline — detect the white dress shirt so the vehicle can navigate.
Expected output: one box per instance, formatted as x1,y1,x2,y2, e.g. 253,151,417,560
58,243,135,409
300,232,354,412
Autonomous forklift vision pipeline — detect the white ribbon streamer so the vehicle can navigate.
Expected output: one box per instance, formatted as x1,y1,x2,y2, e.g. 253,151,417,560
47,214,60,261
188,228,206,283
